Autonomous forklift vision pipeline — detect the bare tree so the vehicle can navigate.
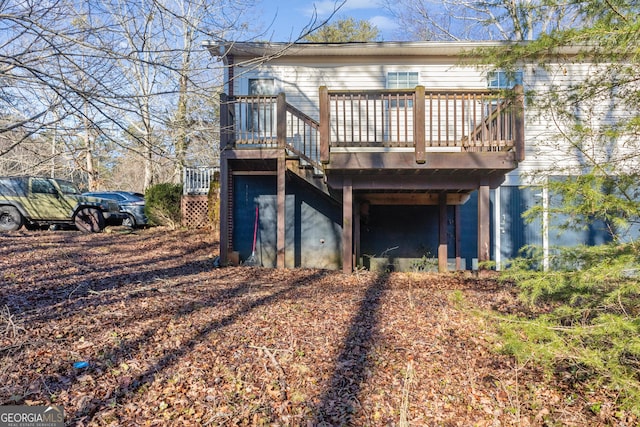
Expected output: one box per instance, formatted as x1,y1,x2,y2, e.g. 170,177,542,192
1,0,340,190
0,0,128,186
382,0,583,41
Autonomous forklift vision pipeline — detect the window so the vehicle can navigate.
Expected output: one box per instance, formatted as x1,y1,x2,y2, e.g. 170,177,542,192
31,178,56,194
387,71,419,89
248,78,275,134
55,179,80,194
387,71,419,108
0,178,26,196
487,70,523,89
249,79,274,96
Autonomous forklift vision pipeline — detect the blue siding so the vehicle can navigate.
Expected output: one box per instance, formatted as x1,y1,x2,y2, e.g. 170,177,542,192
233,174,342,268
286,177,342,269
459,192,479,269
232,175,277,267
548,187,612,247
499,186,543,261
360,205,440,261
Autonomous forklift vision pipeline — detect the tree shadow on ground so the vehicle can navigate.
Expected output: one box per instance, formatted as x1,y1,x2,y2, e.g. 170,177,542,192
68,269,328,424
0,234,216,319
313,273,389,425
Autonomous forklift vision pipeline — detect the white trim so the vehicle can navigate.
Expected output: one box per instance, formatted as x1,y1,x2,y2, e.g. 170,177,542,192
238,71,282,95
542,186,550,270
386,70,421,89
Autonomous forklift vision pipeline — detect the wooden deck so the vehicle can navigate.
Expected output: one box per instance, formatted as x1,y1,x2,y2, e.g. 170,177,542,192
219,86,525,272
221,85,524,172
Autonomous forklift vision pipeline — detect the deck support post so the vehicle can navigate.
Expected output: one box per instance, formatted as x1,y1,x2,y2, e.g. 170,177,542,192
438,192,448,272
342,177,353,273
219,155,231,265
277,155,286,269
354,198,361,269
478,184,491,268
455,205,461,270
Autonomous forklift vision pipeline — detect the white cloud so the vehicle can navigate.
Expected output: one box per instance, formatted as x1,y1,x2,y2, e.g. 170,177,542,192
369,15,397,31
306,0,381,17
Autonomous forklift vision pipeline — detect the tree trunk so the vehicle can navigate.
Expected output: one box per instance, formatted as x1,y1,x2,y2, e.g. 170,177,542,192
144,144,154,190
84,116,98,191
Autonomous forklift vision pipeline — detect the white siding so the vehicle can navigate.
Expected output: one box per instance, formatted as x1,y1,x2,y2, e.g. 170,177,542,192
511,60,639,183
232,50,638,185
235,60,487,120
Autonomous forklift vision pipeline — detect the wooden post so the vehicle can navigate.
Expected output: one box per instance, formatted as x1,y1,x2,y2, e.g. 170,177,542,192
219,93,230,148
438,192,448,272
477,184,491,267
277,156,286,269
455,205,461,270
514,84,525,162
414,86,426,164
354,199,361,268
277,93,287,148
276,93,287,267
319,86,330,164
342,177,353,273
219,156,230,265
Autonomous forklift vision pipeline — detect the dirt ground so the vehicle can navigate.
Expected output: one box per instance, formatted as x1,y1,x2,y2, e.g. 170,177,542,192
0,228,635,426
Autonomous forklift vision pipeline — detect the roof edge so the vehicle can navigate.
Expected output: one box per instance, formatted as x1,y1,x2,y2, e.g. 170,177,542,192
203,41,584,59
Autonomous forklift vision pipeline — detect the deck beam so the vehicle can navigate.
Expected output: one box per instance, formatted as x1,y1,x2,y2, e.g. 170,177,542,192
326,151,516,171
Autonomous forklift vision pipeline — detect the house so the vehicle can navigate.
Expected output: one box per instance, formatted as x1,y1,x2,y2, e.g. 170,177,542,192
206,41,617,273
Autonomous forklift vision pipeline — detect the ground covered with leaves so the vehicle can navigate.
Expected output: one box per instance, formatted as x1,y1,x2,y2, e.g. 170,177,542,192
0,228,635,426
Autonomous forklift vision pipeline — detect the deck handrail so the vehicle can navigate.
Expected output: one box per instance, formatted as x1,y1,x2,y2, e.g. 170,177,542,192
183,166,219,195
320,85,524,164
219,94,323,170
219,85,525,166
285,103,321,170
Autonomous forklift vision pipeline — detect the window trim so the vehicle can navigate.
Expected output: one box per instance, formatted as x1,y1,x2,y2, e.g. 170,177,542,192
487,70,524,89
386,71,420,108
386,71,420,90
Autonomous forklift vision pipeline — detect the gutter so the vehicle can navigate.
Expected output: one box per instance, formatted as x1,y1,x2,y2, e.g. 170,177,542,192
203,41,587,61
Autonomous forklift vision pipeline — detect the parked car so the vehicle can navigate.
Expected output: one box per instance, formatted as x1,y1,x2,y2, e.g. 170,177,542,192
0,176,124,232
82,191,148,228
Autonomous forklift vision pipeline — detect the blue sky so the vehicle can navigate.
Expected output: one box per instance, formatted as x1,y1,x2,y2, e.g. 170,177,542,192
252,0,399,42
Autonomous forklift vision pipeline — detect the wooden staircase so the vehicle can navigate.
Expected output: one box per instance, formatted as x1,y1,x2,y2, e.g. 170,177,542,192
283,105,335,200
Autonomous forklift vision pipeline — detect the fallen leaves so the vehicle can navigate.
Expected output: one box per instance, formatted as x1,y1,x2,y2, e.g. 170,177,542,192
0,228,635,426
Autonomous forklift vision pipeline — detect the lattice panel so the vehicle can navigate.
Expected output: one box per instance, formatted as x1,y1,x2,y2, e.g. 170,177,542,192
181,195,210,229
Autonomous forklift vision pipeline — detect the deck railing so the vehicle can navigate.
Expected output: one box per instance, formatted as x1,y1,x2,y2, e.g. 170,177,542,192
220,93,321,169
220,85,524,167
183,166,219,195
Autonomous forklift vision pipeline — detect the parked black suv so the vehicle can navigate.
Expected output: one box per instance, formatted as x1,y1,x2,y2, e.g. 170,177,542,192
0,176,124,232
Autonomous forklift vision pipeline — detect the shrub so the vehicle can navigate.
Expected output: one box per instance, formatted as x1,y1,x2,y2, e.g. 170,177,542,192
496,242,640,416
145,183,182,228
207,171,220,231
